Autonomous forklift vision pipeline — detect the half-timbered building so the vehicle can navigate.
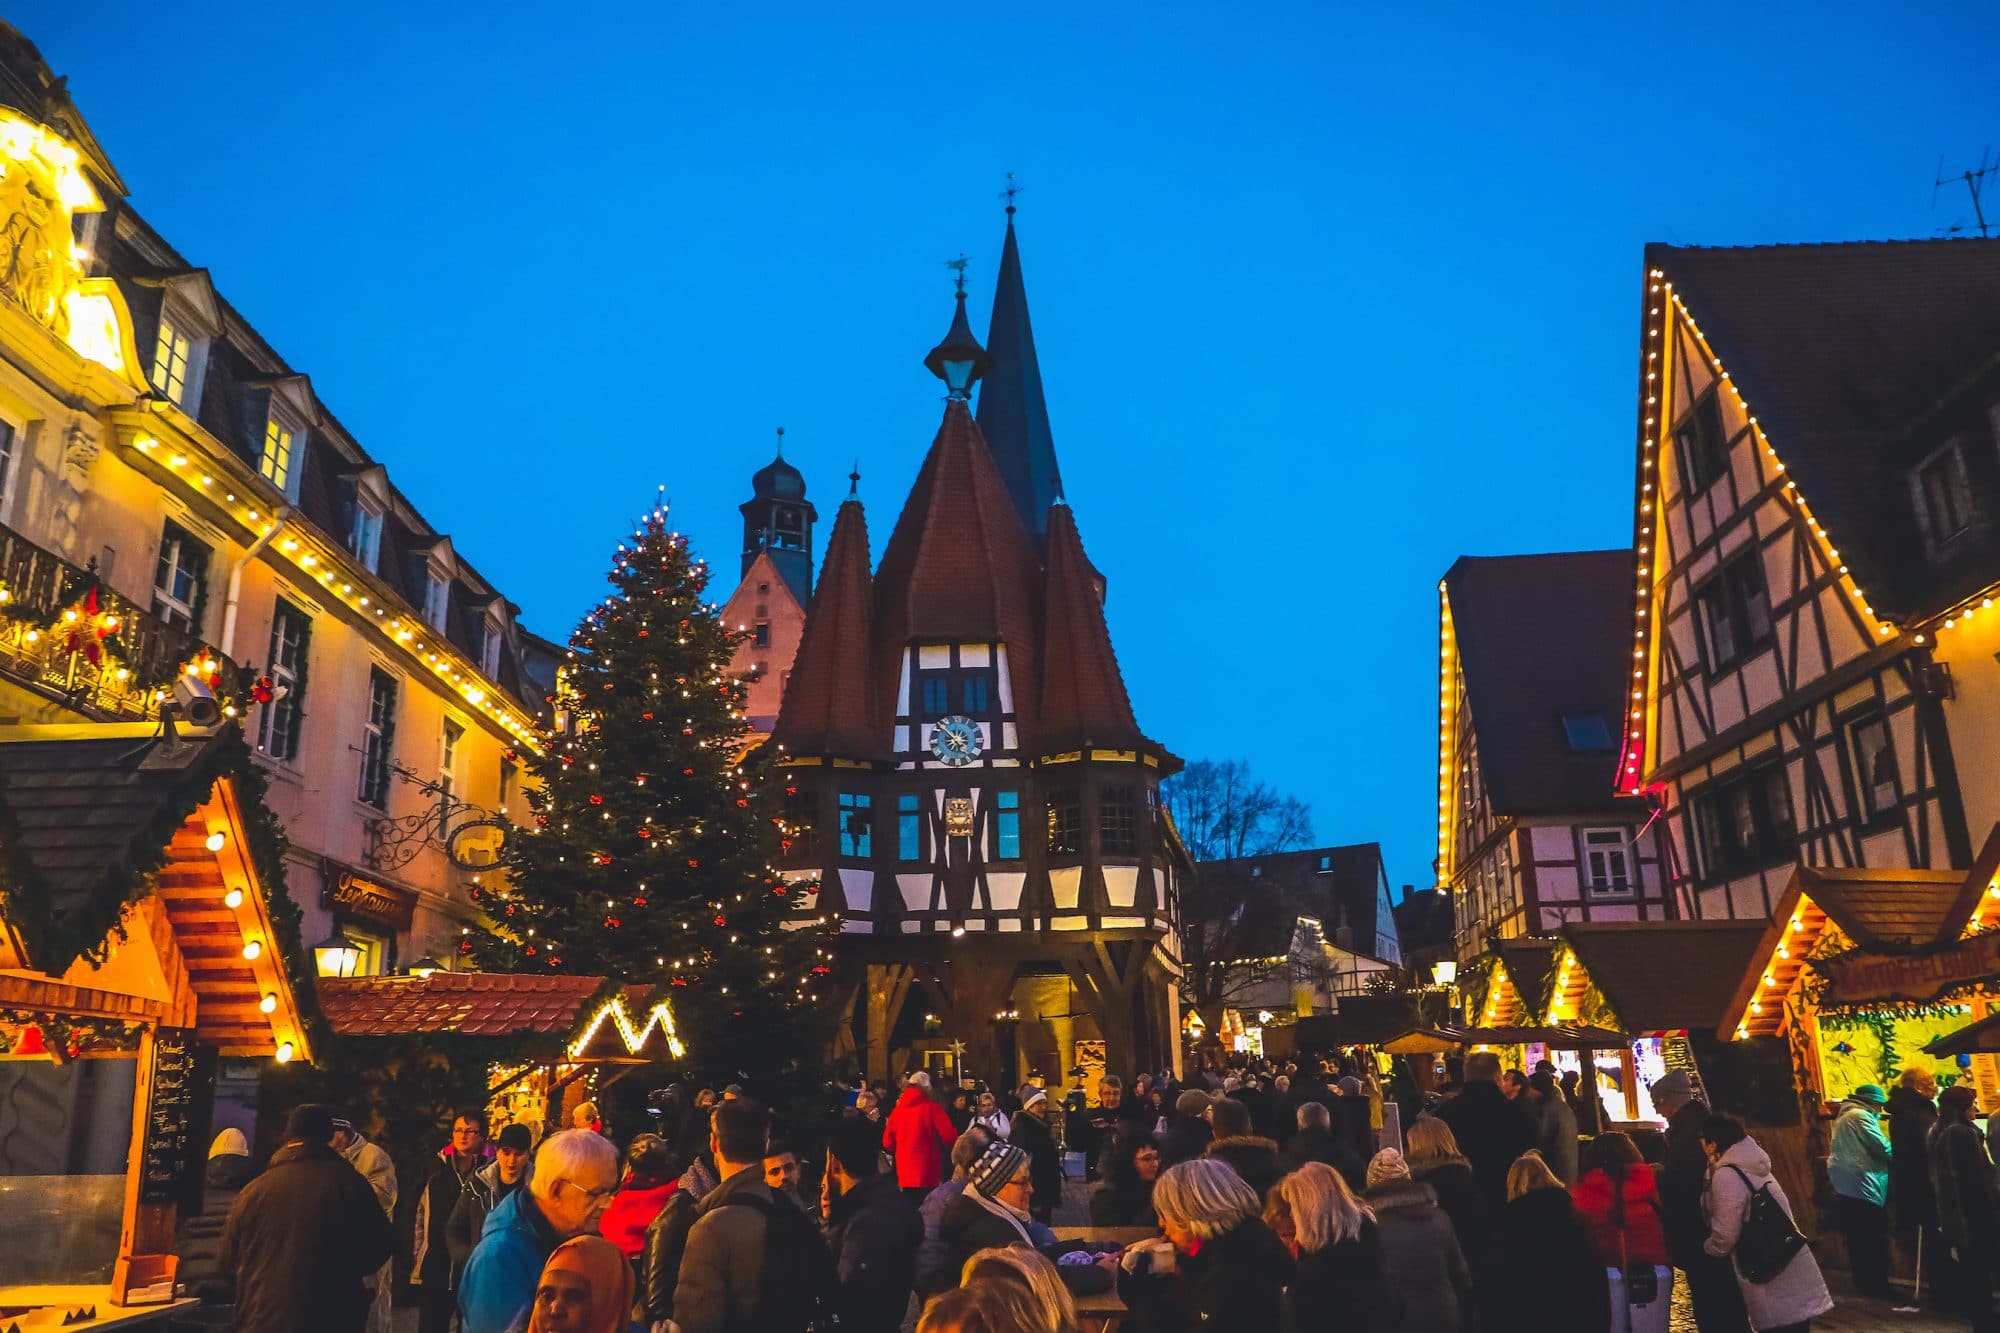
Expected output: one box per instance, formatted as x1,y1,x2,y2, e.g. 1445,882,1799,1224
771,215,1184,1086
1436,552,1675,962
1620,240,2000,921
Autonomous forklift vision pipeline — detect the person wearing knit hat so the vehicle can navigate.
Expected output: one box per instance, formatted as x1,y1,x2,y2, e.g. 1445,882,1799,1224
1361,1144,1473,1330
939,1142,1041,1279
1828,1081,1895,1300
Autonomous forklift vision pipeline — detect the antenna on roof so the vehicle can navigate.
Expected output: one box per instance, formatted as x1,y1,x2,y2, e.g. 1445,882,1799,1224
1932,149,1997,238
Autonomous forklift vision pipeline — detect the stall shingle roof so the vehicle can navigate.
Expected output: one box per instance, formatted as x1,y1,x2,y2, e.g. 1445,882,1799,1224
1562,921,1769,1035
316,972,607,1037
1794,864,1968,953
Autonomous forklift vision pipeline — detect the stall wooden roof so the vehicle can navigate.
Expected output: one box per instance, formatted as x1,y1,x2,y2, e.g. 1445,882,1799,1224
1722,828,2000,1039
1559,921,1770,1036
0,723,309,1060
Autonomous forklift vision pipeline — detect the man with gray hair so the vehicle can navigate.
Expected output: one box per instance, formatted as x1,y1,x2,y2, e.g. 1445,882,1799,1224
457,1127,620,1333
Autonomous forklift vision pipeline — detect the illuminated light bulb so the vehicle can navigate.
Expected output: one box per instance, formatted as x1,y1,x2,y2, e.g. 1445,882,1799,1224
224,888,244,908
242,939,263,960
205,831,227,852
275,1041,295,1063
260,993,278,1014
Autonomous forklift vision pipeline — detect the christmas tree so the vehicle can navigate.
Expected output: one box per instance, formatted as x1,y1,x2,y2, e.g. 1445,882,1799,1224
472,502,831,1080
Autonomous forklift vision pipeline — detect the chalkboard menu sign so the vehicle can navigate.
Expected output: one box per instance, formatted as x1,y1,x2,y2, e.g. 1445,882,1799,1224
1660,1033,1708,1104
139,1028,195,1206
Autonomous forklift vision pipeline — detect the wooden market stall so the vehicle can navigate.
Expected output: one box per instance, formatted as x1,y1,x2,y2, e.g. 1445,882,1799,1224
315,973,686,1135
0,723,310,1319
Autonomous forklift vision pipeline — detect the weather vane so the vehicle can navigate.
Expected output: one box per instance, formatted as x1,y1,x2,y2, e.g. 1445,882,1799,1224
1001,171,1021,215
849,458,861,497
945,252,969,294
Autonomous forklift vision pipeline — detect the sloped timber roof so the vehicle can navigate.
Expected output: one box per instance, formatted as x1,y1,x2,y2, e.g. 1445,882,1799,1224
1563,921,1768,1035
317,972,608,1037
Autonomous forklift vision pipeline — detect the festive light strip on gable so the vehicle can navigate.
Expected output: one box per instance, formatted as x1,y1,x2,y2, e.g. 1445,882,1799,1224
121,429,542,751
568,991,687,1061
1545,948,1586,1026
1615,271,1897,796
1433,583,1459,887
1727,898,1832,1040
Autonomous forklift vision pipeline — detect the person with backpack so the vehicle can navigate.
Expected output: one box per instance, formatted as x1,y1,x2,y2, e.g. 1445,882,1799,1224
1700,1114,1831,1333
823,1114,925,1330
671,1099,831,1333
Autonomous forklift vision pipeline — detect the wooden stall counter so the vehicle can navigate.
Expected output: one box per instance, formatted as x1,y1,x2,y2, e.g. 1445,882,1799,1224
0,1287,197,1329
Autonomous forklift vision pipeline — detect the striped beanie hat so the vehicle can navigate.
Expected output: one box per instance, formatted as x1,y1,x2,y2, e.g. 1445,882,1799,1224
967,1140,1030,1199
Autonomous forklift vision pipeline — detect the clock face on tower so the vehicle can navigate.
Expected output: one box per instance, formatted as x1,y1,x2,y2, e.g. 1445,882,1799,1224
929,715,985,766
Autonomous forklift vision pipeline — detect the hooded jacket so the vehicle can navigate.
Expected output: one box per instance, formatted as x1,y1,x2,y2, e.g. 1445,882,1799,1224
1205,1134,1282,1202
1570,1163,1668,1268
457,1184,562,1333
1703,1134,1833,1330
413,1145,495,1281
445,1160,519,1288
1827,1100,1892,1206
1364,1178,1473,1333
882,1085,959,1190
217,1140,396,1333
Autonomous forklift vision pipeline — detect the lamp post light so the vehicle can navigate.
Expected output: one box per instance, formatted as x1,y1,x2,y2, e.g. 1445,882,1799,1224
1432,960,1462,1028
407,955,445,979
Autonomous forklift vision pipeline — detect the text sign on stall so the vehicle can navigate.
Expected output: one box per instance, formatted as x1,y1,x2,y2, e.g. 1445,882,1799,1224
1813,932,2000,1007
1659,1033,1708,1105
139,1028,196,1205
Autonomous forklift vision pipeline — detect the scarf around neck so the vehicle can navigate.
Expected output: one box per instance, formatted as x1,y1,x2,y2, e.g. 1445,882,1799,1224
966,1183,1034,1245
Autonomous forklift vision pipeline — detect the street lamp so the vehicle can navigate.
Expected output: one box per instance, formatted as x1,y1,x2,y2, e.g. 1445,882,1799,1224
1432,960,1458,987
407,955,445,979
314,927,363,979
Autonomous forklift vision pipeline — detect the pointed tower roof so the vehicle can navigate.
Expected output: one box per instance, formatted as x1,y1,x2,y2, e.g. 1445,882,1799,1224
1037,501,1143,753
770,496,881,758
977,214,1064,543
872,400,1042,734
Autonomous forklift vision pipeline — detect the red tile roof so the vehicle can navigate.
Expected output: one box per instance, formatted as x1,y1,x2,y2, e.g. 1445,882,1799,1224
871,401,1041,734
316,972,607,1037
1037,502,1141,753
771,498,883,757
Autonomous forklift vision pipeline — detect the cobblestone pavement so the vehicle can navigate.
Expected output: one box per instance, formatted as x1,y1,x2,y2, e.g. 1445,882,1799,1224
1663,1265,1971,1331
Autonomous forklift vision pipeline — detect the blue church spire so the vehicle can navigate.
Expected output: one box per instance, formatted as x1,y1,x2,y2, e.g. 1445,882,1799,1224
976,201,1064,543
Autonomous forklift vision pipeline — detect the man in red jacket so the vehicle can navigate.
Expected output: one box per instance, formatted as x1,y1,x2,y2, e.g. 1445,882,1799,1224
882,1071,958,1200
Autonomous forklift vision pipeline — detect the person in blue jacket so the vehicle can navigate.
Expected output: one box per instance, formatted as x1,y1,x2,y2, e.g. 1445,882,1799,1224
458,1128,621,1333
1827,1083,1894,1301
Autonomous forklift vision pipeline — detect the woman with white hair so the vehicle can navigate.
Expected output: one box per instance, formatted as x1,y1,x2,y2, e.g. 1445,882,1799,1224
1116,1158,1293,1332
1272,1161,1394,1330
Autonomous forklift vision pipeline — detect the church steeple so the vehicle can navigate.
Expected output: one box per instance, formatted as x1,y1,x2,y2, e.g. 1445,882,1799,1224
976,209,1064,543
739,428,816,605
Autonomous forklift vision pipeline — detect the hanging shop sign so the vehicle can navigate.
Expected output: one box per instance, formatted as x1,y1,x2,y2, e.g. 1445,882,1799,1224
321,864,417,933
1814,932,2000,1007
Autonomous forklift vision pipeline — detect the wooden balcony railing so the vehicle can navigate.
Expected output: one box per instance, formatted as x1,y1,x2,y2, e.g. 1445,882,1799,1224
0,522,226,722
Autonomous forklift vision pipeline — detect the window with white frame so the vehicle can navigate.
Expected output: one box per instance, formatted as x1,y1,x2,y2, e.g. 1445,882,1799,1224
150,314,192,405
358,668,397,808
1582,828,1634,895
425,569,451,632
0,419,18,520
349,497,383,573
256,598,311,761
151,520,211,632
260,412,297,497
480,614,503,678
440,717,463,801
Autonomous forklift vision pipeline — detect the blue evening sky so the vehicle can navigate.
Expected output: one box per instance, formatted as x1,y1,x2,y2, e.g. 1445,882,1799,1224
29,4,2000,895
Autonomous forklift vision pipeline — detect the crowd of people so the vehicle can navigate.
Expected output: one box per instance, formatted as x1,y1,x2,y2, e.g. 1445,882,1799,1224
203,1051,2000,1333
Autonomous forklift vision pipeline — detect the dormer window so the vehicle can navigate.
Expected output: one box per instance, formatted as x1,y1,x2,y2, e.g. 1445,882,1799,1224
480,613,504,678
150,314,192,405
1911,439,1973,557
349,496,384,573
260,412,298,498
424,568,451,632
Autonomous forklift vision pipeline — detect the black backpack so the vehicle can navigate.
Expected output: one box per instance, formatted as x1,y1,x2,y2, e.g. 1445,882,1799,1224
714,1191,834,1332
1724,1165,1808,1284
